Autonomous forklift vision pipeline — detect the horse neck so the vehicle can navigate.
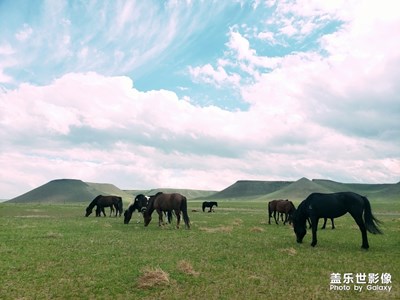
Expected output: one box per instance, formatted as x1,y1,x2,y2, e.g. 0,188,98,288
87,198,98,209
146,198,155,215
128,202,137,213
297,201,308,220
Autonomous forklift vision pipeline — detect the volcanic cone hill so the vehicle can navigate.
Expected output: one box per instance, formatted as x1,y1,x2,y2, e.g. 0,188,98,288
7,179,132,204
209,180,292,199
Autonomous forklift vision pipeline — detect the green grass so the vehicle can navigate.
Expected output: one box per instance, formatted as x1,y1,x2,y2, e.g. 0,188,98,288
0,200,399,299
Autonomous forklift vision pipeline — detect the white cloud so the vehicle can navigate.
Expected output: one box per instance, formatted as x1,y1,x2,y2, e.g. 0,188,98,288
1,65,398,199
189,64,241,87
15,24,33,41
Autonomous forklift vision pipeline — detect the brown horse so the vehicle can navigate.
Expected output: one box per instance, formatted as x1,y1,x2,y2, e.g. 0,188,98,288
143,192,190,229
276,200,296,225
85,195,123,217
268,199,285,224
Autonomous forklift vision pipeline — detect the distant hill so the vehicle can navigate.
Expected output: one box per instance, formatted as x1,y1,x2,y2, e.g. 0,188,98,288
209,180,292,199
7,179,132,204
206,178,399,201
124,188,217,200
263,177,332,201
312,179,399,201
6,177,398,204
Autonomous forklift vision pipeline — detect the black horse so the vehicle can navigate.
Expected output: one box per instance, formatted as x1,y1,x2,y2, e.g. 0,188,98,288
292,192,382,249
85,195,123,217
123,194,149,224
143,192,190,229
202,201,218,212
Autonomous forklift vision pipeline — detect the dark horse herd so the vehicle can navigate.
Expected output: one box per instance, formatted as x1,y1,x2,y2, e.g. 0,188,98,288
85,191,383,249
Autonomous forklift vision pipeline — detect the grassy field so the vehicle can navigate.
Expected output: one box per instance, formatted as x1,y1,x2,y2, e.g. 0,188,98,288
0,199,399,299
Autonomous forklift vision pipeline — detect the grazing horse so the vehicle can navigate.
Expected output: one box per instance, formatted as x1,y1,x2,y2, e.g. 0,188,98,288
276,200,296,225
292,192,382,249
85,195,123,217
268,199,286,224
143,192,190,229
124,194,149,224
202,201,218,212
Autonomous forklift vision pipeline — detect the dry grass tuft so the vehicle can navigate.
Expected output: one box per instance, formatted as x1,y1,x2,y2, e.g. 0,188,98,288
137,267,170,289
250,226,264,233
279,247,297,256
44,232,63,239
177,260,200,276
199,226,233,233
232,218,243,226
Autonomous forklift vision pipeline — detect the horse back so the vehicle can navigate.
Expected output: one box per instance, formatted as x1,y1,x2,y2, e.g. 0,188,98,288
154,193,184,211
304,192,365,218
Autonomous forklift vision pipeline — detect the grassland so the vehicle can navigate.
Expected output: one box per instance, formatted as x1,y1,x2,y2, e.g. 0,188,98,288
0,199,399,299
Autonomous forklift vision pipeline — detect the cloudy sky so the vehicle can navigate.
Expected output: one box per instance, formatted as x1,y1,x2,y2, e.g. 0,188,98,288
0,0,399,199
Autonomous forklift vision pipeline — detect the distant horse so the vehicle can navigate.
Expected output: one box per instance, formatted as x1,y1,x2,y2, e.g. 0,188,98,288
268,199,286,224
276,200,296,225
85,195,123,217
124,194,149,224
308,217,335,229
109,203,123,217
143,192,190,229
292,192,382,249
202,201,218,212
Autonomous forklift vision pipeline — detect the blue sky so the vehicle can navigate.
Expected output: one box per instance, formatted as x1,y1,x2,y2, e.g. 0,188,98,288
0,0,399,198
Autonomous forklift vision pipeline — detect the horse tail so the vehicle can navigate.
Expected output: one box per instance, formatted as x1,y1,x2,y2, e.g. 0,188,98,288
363,196,383,234
118,198,123,215
268,202,272,217
202,201,206,212
181,196,190,228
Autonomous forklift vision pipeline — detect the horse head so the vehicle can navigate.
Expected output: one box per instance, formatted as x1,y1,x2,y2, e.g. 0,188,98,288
123,209,131,224
85,207,92,217
292,210,307,243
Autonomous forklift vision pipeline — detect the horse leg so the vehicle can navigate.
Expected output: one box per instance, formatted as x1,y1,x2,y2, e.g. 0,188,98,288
331,218,335,229
283,213,288,225
274,211,278,225
310,217,319,247
169,211,173,224
321,218,327,229
175,210,181,229
351,214,369,249
157,210,163,226
268,209,272,225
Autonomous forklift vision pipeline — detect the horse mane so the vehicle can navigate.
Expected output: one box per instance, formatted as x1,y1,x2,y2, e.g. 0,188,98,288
294,200,307,223
87,195,102,209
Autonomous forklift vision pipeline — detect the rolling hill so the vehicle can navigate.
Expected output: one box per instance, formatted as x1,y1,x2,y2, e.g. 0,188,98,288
6,177,399,204
261,177,332,201
7,179,133,204
207,178,399,201
209,180,292,199
124,188,217,200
